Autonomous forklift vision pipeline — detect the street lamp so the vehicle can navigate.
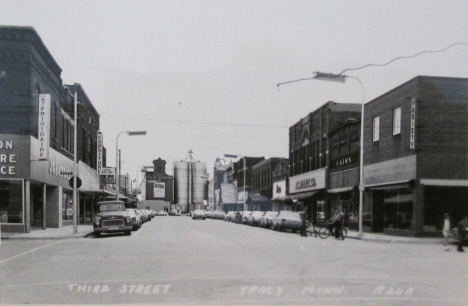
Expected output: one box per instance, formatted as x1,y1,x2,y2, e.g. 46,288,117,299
313,71,365,237
115,131,147,201
225,154,246,211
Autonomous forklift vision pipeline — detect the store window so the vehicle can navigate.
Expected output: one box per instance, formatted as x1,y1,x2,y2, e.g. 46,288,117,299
393,107,401,135
0,180,23,223
383,189,413,230
62,191,73,220
373,116,380,142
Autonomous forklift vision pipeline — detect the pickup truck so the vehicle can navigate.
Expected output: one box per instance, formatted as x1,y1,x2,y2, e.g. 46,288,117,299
93,201,133,237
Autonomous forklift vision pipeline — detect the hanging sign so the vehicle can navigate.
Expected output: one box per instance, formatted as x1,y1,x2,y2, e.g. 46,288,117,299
96,131,104,174
38,94,51,160
410,98,416,150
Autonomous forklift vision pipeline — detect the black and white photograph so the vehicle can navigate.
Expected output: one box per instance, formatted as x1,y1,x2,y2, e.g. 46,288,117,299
0,1,467,305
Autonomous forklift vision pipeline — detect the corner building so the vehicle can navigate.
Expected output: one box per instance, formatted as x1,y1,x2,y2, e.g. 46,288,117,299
0,26,105,233
362,76,468,236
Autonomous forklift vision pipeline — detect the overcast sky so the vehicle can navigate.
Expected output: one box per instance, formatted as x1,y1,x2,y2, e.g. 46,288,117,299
1,0,467,181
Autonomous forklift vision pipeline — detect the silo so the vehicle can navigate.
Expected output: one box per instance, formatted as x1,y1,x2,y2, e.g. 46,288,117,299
192,162,207,205
174,161,189,211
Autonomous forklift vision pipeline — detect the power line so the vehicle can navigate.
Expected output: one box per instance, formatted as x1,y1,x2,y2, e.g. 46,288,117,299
101,114,288,128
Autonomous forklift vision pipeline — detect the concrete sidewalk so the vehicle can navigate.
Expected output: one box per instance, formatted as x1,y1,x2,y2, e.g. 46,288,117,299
1,225,94,240
345,230,446,245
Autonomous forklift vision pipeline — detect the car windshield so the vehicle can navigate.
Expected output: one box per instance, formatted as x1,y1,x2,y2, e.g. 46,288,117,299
99,203,125,212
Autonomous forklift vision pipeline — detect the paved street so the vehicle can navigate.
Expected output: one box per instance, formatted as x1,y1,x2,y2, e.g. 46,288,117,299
0,216,467,305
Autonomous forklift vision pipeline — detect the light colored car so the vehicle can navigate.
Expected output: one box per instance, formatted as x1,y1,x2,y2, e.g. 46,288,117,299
246,211,264,226
224,211,235,222
214,210,225,220
241,211,252,224
126,208,142,230
205,211,212,218
271,211,303,233
259,211,279,228
170,208,181,216
192,209,206,220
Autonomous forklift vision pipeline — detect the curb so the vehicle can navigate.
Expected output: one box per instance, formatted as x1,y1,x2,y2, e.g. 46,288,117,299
1,232,94,240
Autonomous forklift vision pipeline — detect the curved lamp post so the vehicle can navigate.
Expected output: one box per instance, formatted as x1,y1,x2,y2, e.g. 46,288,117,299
312,72,365,237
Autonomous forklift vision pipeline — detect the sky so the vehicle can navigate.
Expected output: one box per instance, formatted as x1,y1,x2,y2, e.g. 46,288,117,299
1,0,467,182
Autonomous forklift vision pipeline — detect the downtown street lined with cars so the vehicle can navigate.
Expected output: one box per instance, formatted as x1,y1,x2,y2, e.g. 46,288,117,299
1,215,465,305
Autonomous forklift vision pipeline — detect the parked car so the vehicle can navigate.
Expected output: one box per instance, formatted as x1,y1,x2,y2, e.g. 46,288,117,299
138,209,147,223
247,211,264,226
271,211,302,233
170,208,181,216
93,201,133,237
224,211,235,222
259,211,279,228
192,209,206,220
126,208,142,230
214,210,225,220
156,210,169,216
241,211,252,224
205,211,213,218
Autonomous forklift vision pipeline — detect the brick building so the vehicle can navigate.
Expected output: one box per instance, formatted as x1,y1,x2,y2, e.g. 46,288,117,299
0,26,107,233
362,76,468,236
287,101,361,223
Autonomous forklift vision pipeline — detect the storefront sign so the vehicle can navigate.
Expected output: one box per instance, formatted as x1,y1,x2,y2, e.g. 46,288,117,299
38,94,51,160
331,153,359,169
0,140,16,175
49,162,72,179
410,98,416,150
154,182,165,198
289,168,326,193
272,180,286,199
96,131,103,174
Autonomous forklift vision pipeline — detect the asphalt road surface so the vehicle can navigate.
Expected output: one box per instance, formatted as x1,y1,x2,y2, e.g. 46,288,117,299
0,216,467,305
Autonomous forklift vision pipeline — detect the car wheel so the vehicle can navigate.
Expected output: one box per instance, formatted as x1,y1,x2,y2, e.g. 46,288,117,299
95,232,101,238
292,229,297,233
125,230,131,236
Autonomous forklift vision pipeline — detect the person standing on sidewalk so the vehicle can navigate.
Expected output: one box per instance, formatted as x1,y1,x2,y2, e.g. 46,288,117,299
300,207,309,237
457,216,467,252
442,213,451,251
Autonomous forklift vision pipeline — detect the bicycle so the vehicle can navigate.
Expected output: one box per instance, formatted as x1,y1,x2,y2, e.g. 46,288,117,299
307,224,320,237
318,224,347,239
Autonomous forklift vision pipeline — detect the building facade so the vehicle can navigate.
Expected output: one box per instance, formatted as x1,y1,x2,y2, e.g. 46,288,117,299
287,101,361,224
363,76,468,236
0,26,106,233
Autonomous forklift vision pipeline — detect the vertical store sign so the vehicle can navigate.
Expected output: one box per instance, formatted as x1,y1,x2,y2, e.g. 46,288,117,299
410,98,416,150
38,94,50,160
96,131,103,174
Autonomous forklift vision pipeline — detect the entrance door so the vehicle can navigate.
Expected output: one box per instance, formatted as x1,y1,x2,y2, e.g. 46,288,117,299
372,191,384,232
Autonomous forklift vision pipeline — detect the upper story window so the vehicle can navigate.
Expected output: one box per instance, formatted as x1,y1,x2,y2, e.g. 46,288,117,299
373,116,380,142
393,107,401,135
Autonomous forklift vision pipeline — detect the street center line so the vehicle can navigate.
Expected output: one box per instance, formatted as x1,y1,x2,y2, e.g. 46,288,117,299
0,240,63,265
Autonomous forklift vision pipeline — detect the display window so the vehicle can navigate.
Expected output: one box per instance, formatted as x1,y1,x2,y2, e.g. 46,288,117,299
62,191,73,220
383,189,414,230
0,180,24,224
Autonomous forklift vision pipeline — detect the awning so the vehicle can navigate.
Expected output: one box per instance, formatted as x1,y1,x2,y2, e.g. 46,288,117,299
327,186,355,194
247,194,270,203
365,180,414,190
79,189,115,196
285,190,320,201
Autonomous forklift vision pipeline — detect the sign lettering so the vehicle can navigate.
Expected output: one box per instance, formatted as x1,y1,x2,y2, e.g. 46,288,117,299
96,132,103,174
410,98,416,150
0,140,16,176
38,94,51,160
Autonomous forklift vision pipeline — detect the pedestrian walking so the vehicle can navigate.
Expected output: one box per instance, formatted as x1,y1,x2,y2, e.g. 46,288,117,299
442,213,451,251
300,207,309,237
457,216,467,252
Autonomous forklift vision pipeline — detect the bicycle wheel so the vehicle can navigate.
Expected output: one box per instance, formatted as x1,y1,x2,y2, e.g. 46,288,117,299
319,226,330,239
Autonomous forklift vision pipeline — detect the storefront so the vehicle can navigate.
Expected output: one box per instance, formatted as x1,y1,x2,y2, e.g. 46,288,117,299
287,168,327,224
363,155,417,236
1,134,75,233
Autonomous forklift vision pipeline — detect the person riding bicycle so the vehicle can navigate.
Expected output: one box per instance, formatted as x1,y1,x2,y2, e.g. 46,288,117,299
328,210,344,240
